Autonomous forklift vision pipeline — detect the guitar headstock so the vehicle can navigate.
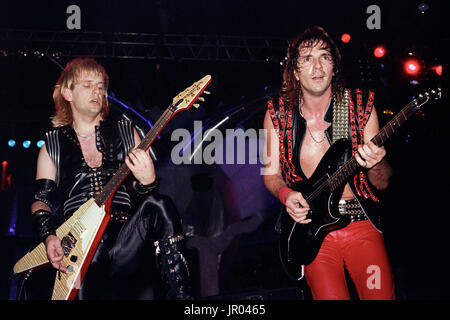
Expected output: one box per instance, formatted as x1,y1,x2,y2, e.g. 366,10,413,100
413,87,442,110
171,75,212,113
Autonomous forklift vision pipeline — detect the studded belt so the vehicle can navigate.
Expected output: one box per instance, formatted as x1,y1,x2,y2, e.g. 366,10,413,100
338,198,368,222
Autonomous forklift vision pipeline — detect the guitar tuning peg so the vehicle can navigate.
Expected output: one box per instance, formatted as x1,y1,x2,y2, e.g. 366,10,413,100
203,90,210,95
198,97,205,102
193,103,200,108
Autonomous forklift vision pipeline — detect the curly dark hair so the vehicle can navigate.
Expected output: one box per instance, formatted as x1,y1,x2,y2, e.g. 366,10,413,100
280,26,346,109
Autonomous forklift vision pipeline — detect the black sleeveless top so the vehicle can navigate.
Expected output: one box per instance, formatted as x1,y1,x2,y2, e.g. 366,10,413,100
44,119,136,221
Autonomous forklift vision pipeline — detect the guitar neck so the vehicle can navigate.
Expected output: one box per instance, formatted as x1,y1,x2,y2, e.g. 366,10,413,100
94,105,176,207
328,100,420,192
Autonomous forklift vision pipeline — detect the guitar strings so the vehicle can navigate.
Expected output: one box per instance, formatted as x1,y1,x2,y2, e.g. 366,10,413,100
95,107,174,206
305,95,432,203
305,157,355,203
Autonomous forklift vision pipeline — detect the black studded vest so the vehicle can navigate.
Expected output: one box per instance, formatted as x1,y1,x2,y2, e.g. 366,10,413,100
44,119,136,221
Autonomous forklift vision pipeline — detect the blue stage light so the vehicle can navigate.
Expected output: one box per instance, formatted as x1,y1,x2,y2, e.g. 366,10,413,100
36,140,45,148
22,140,31,148
8,139,16,147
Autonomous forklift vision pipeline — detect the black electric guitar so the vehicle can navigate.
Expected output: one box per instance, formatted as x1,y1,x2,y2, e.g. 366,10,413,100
279,88,441,280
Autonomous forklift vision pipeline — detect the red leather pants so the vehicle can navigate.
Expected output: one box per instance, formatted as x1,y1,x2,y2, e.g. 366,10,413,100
304,220,395,300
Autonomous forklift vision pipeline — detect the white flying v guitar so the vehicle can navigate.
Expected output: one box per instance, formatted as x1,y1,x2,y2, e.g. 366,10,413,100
13,75,212,300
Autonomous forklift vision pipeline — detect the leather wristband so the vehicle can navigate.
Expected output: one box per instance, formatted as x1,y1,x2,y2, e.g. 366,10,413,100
135,176,159,196
278,187,293,205
33,179,58,208
32,209,56,243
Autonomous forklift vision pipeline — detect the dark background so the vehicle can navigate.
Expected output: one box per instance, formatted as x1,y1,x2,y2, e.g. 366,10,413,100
0,0,448,300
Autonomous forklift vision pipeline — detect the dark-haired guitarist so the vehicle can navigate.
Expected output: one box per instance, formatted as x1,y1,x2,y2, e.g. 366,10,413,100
262,26,395,300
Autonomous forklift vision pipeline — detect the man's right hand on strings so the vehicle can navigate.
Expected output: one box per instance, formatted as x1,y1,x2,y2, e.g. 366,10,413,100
285,190,312,224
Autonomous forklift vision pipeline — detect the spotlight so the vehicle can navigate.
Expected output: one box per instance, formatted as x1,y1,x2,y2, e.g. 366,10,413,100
341,33,351,44
404,59,420,76
8,139,16,147
433,65,442,76
418,3,429,13
22,140,31,149
36,140,45,148
373,46,386,58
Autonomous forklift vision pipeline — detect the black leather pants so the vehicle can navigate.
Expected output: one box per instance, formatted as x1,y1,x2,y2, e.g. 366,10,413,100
77,193,188,300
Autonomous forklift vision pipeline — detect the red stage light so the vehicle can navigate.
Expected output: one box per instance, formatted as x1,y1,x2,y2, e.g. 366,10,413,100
373,46,385,58
341,33,351,43
434,65,442,76
404,59,420,75
1,161,7,191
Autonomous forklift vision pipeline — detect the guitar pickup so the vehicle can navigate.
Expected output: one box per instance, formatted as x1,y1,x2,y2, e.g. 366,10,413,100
61,233,77,257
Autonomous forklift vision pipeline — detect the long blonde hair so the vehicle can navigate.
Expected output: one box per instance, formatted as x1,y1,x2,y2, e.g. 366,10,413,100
51,58,110,127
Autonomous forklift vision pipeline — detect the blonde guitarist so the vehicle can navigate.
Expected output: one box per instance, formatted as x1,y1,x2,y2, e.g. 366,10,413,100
31,57,191,299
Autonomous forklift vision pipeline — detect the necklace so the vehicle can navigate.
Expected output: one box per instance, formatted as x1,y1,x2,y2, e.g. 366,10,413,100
306,126,326,143
299,97,328,144
75,131,95,141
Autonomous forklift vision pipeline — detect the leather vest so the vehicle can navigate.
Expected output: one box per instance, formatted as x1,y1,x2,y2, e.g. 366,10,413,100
268,91,383,231
44,119,136,220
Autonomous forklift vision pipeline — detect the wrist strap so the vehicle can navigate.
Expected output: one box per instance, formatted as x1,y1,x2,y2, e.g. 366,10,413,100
135,176,159,195
278,187,292,205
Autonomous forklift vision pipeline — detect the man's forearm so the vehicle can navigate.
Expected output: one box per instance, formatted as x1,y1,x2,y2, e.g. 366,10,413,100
263,174,288,199
368,158,392,190
31,200,51,214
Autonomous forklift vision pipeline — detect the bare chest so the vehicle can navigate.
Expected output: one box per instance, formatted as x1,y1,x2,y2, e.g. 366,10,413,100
299,120,354,199
79,138,102,168
299,124,330,179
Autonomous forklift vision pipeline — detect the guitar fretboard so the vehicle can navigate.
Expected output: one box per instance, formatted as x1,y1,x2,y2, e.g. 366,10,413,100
94,104,177,206
324,95,431,193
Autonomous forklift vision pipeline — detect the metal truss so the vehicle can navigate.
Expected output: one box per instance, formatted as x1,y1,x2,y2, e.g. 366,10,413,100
0,29,288,62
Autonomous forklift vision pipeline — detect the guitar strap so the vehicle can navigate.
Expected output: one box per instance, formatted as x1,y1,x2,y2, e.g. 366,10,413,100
331,89,350,143
332,88,378,202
